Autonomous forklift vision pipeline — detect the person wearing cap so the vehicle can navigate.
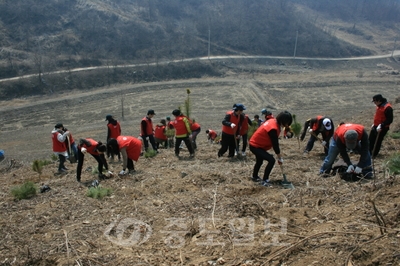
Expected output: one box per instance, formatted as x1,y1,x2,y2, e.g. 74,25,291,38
141,109,158,153
107,136,142,175
76,138,111,182
249,111,293,186
261,109,274,123
369,94,393,158
218,103,246,158
105,114,121,162
300,116,334,156
51,123,70,173
320,123,372,178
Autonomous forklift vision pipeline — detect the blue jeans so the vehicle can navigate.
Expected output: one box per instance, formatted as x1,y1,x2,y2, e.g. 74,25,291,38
320,138,372,175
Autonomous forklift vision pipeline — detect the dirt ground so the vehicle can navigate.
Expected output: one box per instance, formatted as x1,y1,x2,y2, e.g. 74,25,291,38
0,56,400,266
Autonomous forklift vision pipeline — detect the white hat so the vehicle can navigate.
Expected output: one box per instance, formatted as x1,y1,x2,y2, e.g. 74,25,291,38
322,118,332,130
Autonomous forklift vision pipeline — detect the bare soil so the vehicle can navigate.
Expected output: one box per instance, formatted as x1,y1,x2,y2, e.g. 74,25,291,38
1,56,400,266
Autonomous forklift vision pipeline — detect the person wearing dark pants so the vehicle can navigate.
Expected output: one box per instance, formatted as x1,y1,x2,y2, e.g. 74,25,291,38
51,123,70,174
172,109,194,158
141,109,158,152
369,94,393,158
76,138,109,182
218,103,245,158
249,111,293,187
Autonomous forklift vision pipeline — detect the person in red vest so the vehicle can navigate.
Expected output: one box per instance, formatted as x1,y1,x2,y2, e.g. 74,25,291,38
261,108,274,122
218,103,246,158
76,138,111,182
154,119,168,149
51,123,70,173
107,136,142,176
141,109,158,152
300,116,334,156
206,129,218,143
320,123,372,178
190,120,201,150
249,111,292,186
237,113,252,156
369,94,393,158
172,109,194,158
105,114,121,162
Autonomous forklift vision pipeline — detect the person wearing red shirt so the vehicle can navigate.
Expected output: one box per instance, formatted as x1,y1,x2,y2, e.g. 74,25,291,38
206,129,218,143
76,138,110,182
190,120,201,150
369,94,393,158
107,136,142,175
141,109,158,152
320,123,372,178
172,109,194,158
105,114,122,162
249,111,292,186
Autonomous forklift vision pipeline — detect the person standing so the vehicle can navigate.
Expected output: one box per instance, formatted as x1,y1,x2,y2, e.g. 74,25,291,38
249,111,293,186
141,109,158,152
51,123,70,173
369,94,393,158
320,123,373,178
105,114,122,162
218,104,245,158
261,109,274,122
172,109,195,158
237,113,252,156
76,138,110,182
107,136,142,176
300,116,334,156
190,120,201,150
253,115,263,127
154,119,168,149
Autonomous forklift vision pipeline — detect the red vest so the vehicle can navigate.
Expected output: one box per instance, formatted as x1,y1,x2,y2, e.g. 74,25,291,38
154,125,167,140
208,130,218,140
311,115,324,131
52,131,67,152
191,122,201,131
249,119,280,150
239,115,250,135
222,111,242,135
334,124,364,143
108,121,121,139
173,115,191,137
373,102,392,127
79,138,101,155
141,117,154,136
117,136,142,161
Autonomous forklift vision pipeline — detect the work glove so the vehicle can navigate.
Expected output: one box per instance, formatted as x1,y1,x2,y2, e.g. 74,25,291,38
107,170,114,175
277,158,283,165
376,124,382,132
119,169,129,175
309,129,313,133
354,166,362,174
346,165,355,173
81,147,87,154
321,141,327,147
230,123,236,129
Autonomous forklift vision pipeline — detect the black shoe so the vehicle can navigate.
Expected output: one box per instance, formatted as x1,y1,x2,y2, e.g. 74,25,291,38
251,176,262,182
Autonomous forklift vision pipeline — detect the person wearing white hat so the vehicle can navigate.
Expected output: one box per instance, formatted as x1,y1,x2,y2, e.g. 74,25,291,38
300,116,334,156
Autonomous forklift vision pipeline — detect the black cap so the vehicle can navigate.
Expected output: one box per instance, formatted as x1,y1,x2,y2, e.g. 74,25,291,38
105,114,112,121
172,109,181,116
55,123,63,129
147,109,155,115
372,94,383,102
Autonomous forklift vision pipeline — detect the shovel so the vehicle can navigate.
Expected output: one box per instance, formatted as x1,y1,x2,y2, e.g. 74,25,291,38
280,165,294,189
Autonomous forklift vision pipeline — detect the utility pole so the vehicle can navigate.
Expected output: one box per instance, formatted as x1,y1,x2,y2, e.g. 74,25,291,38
293,30,298,58
391,38,397,58
208,28,211,59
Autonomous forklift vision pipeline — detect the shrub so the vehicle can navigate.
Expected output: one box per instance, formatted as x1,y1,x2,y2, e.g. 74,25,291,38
385,152,400,175
87,187,112,199
389,132,400,139
144,149,157,158
247,120,259,139
291,114,302,149
11,181,37,200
